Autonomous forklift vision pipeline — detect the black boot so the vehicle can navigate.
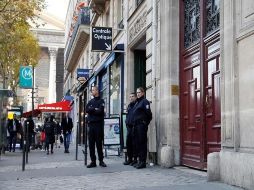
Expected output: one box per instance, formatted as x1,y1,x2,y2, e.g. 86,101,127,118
123,160,132,165
136,161,146,169
87,162,97,168
99,161,107,167
130,160,137,166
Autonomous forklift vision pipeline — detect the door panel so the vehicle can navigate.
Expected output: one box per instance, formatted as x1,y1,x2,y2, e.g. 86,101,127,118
181,50,203,167
204,40,221,156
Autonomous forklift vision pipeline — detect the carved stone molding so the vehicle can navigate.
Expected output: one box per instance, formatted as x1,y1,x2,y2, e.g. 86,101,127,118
48,47,58,58
129,11,147,43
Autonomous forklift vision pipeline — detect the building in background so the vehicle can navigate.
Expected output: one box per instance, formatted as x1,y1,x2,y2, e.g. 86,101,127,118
19,12,65,112
64,0,254,189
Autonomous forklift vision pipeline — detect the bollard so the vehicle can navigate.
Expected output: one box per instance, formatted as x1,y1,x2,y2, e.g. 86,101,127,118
25,121,29,164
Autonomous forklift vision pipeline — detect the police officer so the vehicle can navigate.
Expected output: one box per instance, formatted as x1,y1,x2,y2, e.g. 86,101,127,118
123,92,137,165
86,86,107,168
132,87,152,169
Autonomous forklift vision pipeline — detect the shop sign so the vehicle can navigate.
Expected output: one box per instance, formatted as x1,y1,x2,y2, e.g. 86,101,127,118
91,26,112,51
77,69,90,80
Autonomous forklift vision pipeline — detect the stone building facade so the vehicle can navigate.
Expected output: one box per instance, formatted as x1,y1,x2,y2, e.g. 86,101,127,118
24,12,65,111
64,0,254,189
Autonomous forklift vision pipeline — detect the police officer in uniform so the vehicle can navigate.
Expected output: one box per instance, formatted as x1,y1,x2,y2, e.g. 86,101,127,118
132,87,152,169
123,92,137,165
86,86,107,168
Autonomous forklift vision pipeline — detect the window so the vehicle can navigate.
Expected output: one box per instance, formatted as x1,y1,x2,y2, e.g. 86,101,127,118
110,61,121,116
184,0,200,48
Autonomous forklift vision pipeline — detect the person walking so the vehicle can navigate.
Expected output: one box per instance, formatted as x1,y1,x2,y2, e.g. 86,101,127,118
54,121,62,148
61,113,73,153
44,116,55,155
123,92,137,165
7,114,21,152
132,87,152,169
85,86,107,168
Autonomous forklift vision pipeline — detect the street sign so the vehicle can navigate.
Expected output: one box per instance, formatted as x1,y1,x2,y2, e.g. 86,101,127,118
91,26,112,52
77,69,90,80
19,66,33,89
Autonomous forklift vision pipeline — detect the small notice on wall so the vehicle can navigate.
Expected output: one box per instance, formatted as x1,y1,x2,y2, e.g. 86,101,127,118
171,85,179,96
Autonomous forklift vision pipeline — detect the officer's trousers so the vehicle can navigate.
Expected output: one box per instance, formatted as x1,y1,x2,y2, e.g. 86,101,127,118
88,121,104,162
135,123,148,162
126,125,133,161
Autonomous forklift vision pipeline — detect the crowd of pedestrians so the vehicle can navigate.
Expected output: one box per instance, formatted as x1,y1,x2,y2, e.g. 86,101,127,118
4,113,73,156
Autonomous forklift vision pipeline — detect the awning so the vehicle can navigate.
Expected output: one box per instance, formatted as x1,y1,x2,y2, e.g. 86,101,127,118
22,109,41,118
62,95,74,102
38,100,71,112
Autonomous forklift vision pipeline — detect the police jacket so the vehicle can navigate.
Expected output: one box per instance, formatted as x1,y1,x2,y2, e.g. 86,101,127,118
125,101,136,126
86,96,105,122
132,96,152,125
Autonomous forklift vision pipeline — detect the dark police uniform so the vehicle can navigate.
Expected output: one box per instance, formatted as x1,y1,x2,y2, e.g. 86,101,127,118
132,96,152,168
125,101,136,164
86,96,105,164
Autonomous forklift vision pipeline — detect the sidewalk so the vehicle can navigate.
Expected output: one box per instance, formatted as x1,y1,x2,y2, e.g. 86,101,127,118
0,145,243,190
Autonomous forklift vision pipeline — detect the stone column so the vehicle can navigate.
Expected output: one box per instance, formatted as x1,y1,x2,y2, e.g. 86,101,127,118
48,47,58,103
157,0,180,167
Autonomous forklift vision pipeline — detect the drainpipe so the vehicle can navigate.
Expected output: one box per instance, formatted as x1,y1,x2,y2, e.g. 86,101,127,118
150,0,158,161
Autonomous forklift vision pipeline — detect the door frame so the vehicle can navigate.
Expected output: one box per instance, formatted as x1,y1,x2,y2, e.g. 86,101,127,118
179,0,221,169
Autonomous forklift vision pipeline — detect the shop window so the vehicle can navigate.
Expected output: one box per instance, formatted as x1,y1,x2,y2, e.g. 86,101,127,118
110,61,121,116
100,71,108,114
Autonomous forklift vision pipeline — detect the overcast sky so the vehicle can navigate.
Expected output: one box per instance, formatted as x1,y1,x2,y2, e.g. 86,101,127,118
44,0,70,22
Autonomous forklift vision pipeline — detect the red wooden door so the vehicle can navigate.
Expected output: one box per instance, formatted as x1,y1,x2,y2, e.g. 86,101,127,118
180,0,221,169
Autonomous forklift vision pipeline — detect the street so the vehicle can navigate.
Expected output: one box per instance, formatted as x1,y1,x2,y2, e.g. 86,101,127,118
0,145,242,190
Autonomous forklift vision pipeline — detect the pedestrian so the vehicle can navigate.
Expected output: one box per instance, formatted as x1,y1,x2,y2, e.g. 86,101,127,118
123,92,137,165
44,116,55,155
40,128,46,151
61,113,73,153
132,87,152,169
85,86,107,168
24,115,35,152
7,114,21,152
54,121,62,148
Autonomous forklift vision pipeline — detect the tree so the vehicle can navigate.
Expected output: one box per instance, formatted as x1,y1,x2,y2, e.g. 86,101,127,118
0,0,45,29
0,0,45,90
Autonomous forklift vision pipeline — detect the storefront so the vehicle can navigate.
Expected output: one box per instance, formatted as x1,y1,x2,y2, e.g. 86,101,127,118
76,50,124,145
96,52,124,118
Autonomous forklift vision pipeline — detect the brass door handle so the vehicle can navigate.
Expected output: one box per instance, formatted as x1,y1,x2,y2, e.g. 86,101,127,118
205,95,209,105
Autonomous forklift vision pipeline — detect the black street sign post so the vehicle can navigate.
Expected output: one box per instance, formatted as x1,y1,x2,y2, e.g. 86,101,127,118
91,26,112,52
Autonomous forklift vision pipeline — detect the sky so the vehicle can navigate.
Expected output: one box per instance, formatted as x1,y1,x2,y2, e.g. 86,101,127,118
43,0,70,22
